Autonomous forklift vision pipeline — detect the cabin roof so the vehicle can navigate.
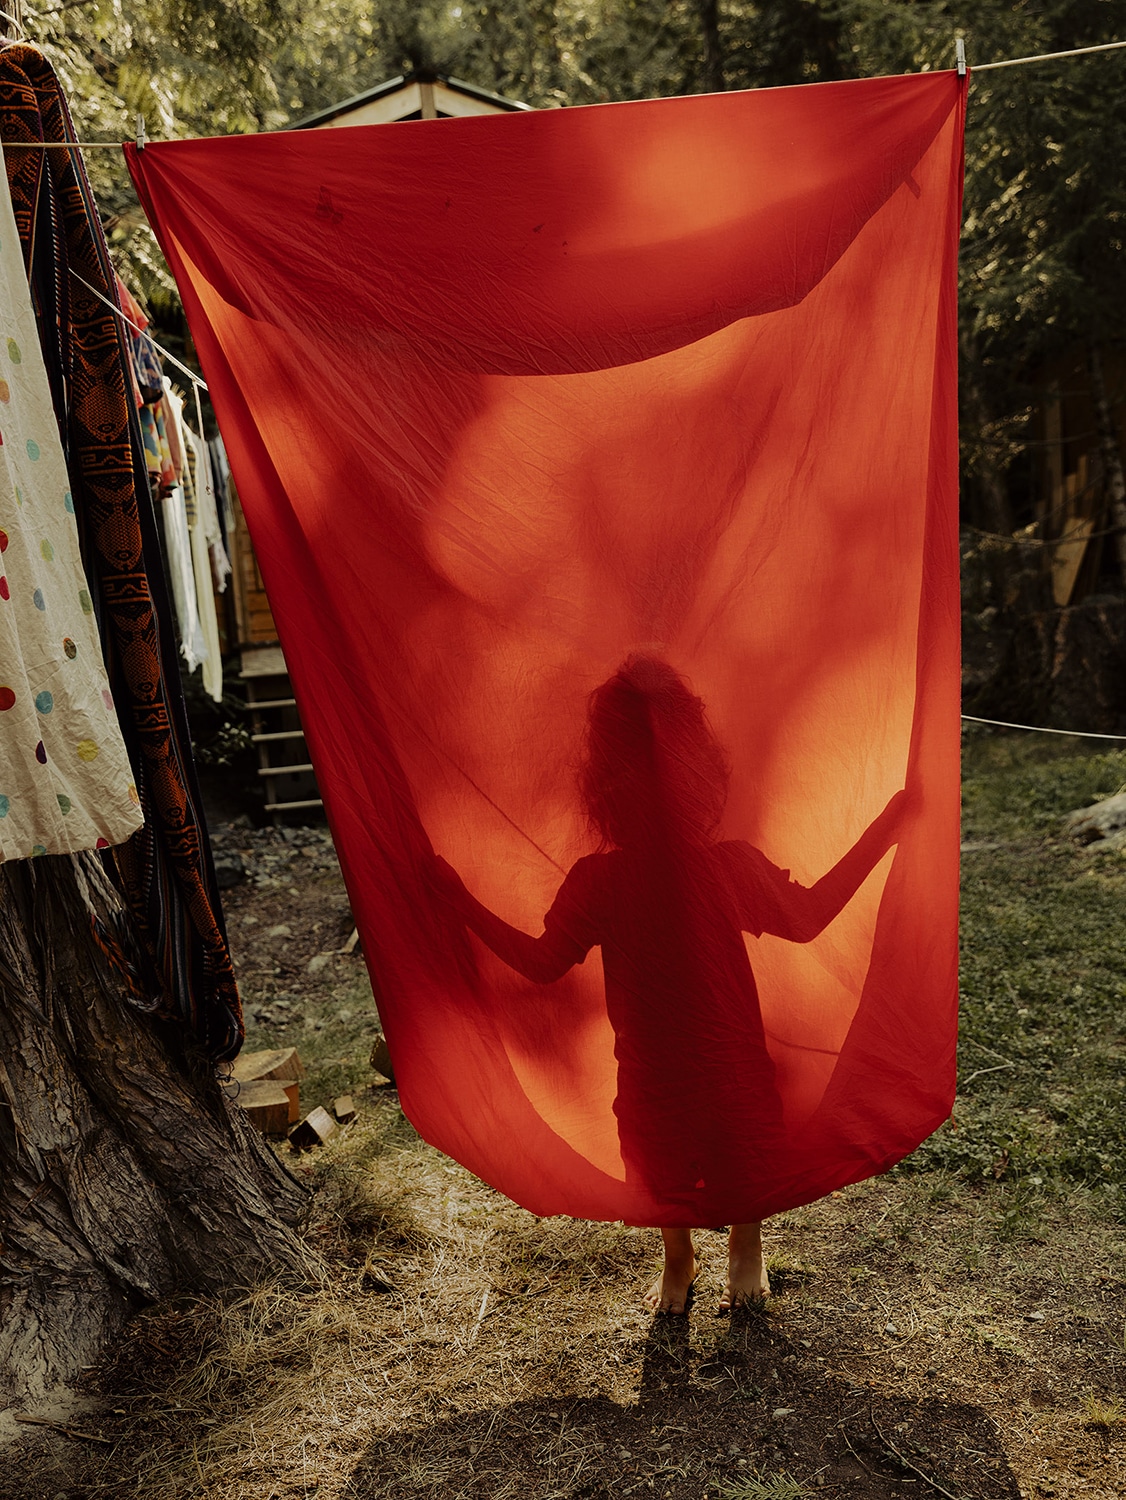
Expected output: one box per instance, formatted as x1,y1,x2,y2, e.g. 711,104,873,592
288,70,531,130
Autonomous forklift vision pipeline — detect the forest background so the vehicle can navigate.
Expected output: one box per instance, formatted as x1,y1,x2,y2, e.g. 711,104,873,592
35,0,1126,710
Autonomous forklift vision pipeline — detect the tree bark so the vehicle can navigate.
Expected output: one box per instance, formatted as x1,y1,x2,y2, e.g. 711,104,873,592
969,595,1126,736
697,0,725,92
0,851,312,1407
959,327,1014,536
1088,341,1126,589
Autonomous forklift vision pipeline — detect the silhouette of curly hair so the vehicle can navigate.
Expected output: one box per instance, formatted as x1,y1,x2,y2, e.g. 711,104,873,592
579,655,730,851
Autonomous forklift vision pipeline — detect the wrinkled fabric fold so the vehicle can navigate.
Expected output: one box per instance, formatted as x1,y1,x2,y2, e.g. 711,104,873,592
129,71,965,1220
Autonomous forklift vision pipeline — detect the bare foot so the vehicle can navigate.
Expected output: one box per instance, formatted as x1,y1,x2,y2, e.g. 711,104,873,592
644,1228,697,1314
644,1257,698,1314
719,1221,770,1312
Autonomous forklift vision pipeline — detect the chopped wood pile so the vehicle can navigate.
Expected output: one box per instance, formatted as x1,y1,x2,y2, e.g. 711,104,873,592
220,1036,393,1149
288,1104,336,1152
221,1046,311,1140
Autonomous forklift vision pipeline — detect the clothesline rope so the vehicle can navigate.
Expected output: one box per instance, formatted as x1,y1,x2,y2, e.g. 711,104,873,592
971,38,1126,71
68,269,208,391
0,36,1123,151
961,714,1126,742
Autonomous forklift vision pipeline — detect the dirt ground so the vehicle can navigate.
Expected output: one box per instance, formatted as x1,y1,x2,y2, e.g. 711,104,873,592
4,817,1125,1500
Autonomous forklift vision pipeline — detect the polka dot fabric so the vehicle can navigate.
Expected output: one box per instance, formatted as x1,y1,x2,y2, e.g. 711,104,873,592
0,141,143,862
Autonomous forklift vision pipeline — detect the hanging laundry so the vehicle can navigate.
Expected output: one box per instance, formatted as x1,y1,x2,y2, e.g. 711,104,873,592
191,427,232,599
182,415,230,703
161,378,228,702
208,435,236,546
115,275,164,404
159,379,208,671
136,398,176,489
130,71,967,1214
161,374,188,480
113,278,227,691
159,476,207,668
1,42,241,1059
0,143,143,862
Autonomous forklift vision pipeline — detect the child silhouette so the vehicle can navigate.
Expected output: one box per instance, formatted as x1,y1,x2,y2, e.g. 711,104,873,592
433,654,907,1313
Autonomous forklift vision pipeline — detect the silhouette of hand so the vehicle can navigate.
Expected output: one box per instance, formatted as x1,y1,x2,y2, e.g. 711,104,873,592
898,778,925,819
882,783,923,843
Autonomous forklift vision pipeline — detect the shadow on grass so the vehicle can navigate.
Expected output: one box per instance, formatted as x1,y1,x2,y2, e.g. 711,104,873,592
341,1306,1020,1500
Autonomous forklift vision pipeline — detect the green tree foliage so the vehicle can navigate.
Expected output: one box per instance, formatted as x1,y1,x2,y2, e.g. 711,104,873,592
951,3,1126,538
28,0,312,301
22,0,1125,545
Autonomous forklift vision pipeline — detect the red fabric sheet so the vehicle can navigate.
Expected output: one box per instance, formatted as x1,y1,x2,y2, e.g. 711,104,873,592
128,70,966,1226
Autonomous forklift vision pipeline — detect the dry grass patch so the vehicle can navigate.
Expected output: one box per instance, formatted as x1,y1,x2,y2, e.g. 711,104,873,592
9,1096,1119,1500
6,742,1126,1499
26,1100,654,1498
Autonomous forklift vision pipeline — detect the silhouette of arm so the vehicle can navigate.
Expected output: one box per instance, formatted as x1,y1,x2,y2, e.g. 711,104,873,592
430,857,591,984
745,790,907,944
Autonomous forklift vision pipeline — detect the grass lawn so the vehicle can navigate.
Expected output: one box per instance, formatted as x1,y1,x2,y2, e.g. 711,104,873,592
948,733,1126,1193
7,733,1125,1500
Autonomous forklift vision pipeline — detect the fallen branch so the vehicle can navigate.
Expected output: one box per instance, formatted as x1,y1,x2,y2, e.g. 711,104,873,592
837,1420,879,1476
959,1038,1016,1066
468,1289,489,1344
869,1410,967,1500
13,1413,113,1445
959,1061,1017,1088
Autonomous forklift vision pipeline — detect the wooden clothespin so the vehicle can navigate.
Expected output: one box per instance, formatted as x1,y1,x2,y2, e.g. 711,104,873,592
955,38,967,76
135,113,147,151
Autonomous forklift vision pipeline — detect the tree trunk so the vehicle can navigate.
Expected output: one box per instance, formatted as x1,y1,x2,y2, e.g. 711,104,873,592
0,852,312,1407
969,595,1126,736
959,328,1014,536
1088,341,1126,588
697,0,725,92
